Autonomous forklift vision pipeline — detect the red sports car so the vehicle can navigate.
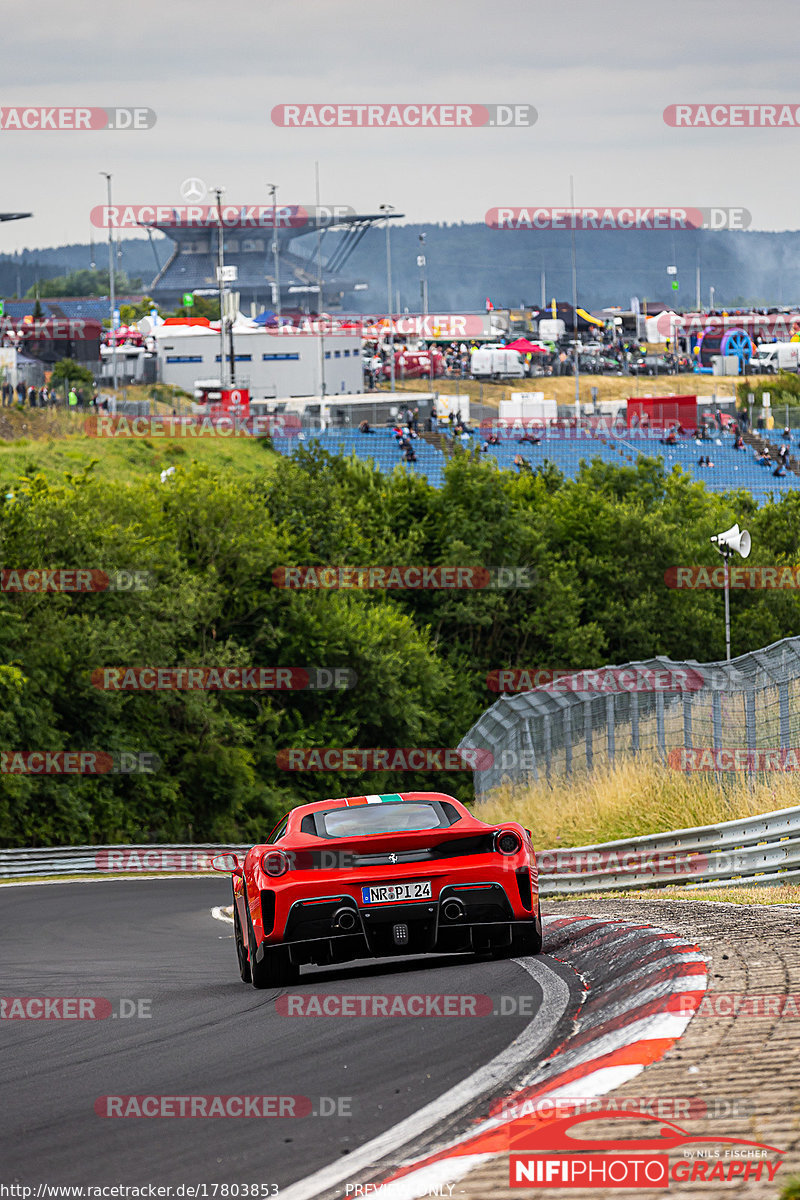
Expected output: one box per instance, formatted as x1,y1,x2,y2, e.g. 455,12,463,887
214,791,541,988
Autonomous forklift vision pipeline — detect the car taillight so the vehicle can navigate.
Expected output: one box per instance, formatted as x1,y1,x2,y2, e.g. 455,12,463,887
261,849,290,877
495,830,522,856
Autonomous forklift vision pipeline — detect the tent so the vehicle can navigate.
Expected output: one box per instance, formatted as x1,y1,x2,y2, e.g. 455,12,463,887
505,338,548,354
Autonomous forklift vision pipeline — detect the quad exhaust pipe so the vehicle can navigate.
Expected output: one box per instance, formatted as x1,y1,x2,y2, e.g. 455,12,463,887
442,898,466,922
331,907,357,933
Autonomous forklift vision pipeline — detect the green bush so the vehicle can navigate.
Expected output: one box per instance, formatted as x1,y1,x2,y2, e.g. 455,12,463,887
2,448,800,846
50,358,95,390
738,371,800,408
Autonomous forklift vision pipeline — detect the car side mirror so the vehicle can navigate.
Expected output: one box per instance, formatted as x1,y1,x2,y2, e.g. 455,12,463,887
212,853,243,877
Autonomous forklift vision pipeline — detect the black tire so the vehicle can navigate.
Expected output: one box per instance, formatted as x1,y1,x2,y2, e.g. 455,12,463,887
489,933,515,960
246,903,298,989
512,901,543,956
251,940,298,989
233,895,251,984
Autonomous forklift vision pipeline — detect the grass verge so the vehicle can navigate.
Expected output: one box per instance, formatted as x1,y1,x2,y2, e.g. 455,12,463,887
386,373,765,409
0,410,279,488
476,758,799,848
545,884,800,905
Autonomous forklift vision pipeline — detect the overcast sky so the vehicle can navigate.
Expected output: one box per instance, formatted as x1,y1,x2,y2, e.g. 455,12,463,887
2,0,798,253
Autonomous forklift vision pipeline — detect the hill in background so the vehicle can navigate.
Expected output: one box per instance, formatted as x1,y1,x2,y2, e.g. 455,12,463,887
4,226,800,313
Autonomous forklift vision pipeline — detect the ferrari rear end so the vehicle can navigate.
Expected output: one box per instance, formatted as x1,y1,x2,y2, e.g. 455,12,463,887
218,792,541,988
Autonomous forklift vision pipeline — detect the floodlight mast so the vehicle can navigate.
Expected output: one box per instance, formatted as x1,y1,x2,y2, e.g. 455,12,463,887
570,175,579,425
267,184,281,322
214,186,226,389
711,524,751,662
100,173,118,392
380,204,396,393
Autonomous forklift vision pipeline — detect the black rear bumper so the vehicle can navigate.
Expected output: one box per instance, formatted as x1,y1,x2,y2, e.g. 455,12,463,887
274,883,520,965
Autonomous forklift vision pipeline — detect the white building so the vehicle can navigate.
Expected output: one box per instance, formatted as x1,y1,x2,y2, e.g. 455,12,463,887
151,323,362,399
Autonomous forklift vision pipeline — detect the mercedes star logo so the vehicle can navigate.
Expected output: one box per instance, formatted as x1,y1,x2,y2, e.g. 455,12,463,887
389,853,398,864
180,177,207,203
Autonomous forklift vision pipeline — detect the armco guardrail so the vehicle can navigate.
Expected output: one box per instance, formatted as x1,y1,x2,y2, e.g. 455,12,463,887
1,806,799,891
537,801,800,894
0,844,250,879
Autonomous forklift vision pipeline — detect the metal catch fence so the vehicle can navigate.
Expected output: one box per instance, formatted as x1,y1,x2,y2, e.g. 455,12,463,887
459,636,800,797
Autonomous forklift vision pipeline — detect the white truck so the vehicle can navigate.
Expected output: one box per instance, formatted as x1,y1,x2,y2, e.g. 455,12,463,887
470,347,525,380
537,318,566,343
750,341,800,374
501,393,558,423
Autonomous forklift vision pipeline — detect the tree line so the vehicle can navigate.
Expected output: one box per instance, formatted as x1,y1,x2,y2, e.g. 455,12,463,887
1,444,797,846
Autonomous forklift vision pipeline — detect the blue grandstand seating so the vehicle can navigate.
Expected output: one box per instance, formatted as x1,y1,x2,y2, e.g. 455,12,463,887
481,430,800,503
614,430,800,501
272,428,447,488
269,425,800,504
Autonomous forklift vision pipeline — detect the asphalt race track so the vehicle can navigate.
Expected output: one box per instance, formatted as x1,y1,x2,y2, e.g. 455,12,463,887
0,879,579,1191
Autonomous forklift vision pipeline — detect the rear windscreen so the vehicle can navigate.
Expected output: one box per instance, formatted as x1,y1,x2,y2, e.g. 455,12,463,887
318,802,447,838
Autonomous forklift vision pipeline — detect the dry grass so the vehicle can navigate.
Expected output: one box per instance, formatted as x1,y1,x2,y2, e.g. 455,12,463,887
0,385,192,443
388,374,765,410
475,758,800,848
0,407,73,441
548,884,800,905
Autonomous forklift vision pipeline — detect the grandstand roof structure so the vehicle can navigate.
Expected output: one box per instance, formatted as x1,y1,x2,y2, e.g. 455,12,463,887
144,208,402,312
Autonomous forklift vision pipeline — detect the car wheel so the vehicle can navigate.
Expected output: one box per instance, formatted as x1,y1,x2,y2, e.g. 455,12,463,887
233,894,251,984
246,905,298,989
512,902,543,956
251,941,298,989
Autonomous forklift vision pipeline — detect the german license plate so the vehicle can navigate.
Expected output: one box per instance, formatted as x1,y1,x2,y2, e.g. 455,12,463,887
361,881,432,904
